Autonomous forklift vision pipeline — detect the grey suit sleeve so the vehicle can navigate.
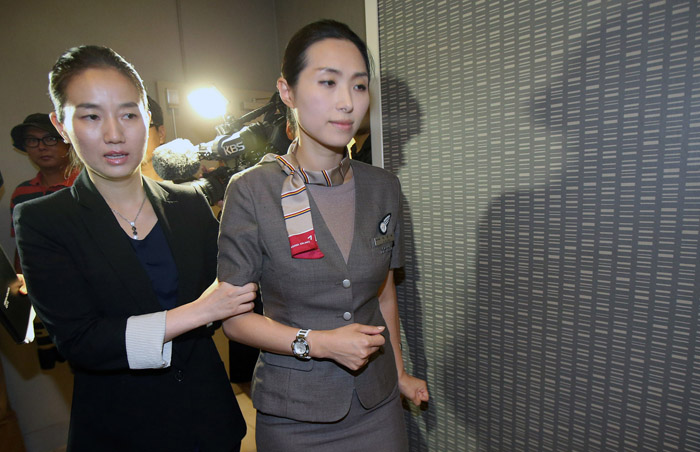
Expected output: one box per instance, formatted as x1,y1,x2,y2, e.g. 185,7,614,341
218,173,264,285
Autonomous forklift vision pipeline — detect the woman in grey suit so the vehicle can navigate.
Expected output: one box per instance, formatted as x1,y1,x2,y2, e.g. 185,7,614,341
218,20,429,451
14,45,256,451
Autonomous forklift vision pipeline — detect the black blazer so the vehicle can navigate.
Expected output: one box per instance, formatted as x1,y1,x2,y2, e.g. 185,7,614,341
14,171,245,452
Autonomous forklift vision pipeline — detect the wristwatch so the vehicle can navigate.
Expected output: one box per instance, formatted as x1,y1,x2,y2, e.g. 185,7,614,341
291,328,311,360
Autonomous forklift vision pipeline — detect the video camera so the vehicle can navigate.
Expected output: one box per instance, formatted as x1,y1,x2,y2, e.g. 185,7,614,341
153,92,290,205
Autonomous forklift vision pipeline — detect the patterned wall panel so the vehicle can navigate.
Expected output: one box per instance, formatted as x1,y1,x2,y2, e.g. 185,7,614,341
378,1,700,450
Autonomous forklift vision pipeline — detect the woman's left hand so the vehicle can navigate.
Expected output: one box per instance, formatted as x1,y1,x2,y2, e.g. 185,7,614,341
17,274,28,295
398,372,429,406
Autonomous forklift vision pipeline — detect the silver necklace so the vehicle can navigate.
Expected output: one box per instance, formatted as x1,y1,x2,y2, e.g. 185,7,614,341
111,196,147,240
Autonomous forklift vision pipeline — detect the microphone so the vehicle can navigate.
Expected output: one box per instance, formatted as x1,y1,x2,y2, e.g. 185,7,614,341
152,138,202,181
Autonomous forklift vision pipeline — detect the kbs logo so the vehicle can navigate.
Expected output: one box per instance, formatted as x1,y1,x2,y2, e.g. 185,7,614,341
224,142,246,155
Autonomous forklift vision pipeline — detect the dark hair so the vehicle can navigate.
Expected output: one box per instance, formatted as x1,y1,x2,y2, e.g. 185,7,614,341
147,95,164,127
49,45,147,122
281,20,371,88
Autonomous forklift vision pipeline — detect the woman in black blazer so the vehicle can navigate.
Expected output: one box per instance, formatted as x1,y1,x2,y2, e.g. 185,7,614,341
14,45,256,452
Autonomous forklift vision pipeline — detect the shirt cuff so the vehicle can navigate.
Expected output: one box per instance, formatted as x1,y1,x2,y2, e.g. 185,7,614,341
125,311,172,369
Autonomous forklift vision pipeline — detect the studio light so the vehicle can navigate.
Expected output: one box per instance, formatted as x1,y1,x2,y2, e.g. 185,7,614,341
188,86,229,119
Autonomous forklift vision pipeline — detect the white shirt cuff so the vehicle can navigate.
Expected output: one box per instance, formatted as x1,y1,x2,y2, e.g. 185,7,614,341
125,311,172,369
23,306,37,343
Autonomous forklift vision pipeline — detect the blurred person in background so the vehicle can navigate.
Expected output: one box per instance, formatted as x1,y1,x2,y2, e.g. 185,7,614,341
9,113,78,271
140,95,166,181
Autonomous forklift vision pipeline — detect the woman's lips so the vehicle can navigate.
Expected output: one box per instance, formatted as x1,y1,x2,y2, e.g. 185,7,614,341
104,152,128,165
330,120,353,131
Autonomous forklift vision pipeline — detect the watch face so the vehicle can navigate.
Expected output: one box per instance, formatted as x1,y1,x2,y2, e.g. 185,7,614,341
293,340,307,356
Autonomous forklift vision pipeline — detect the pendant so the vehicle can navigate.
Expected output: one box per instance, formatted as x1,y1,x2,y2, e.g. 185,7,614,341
130,222,138,240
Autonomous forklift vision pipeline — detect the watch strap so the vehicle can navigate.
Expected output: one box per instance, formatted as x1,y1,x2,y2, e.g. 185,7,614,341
297,328,311,339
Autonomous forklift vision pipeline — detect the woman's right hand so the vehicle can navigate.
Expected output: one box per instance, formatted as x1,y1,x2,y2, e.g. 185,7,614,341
196,280,257,324
309,324,386,371
164,281,256,342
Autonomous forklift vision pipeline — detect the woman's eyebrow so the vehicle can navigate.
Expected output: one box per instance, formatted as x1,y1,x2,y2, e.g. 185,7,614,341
75,103,100,109
75,101,140,109
316,67,369,78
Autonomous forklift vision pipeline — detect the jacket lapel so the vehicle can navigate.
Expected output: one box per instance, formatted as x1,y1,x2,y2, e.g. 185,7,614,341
74,173,208,364
345,163,376,269
71,171,162,315
306,162,375,270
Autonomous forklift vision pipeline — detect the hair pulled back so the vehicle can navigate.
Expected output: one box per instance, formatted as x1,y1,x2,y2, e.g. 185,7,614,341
281,19,371,88
49,45,147,122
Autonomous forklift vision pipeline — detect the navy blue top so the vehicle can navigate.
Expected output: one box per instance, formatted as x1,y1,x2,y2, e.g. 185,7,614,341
129,222,179,310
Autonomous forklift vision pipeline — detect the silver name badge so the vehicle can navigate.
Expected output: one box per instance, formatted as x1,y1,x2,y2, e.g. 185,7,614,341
373,233,395,247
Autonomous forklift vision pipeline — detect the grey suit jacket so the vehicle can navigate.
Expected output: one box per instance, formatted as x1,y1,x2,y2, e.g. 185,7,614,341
219,159,404,422
15,171,245,451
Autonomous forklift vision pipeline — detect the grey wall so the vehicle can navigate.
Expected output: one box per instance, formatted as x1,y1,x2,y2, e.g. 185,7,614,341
377,1,700,451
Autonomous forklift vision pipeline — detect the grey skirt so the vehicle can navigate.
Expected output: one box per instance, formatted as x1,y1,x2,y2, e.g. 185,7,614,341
255,385,408,452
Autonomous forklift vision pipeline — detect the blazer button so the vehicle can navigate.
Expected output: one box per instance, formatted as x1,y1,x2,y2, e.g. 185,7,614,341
342,279,351,288
343,312,352,321
175,370,184,382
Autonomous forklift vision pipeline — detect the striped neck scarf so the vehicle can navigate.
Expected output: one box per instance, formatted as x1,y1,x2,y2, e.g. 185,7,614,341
262,140,351,259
